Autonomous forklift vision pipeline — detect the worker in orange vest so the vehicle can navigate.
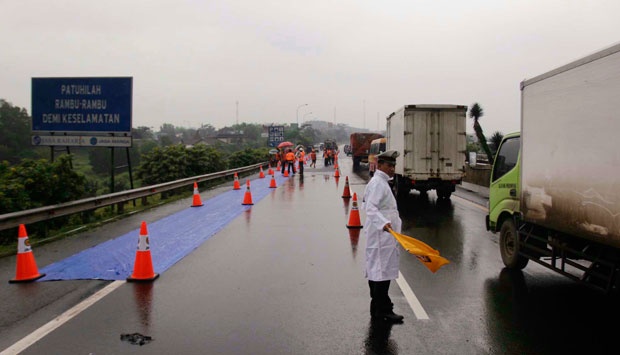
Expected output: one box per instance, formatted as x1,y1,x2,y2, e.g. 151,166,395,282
297,148,305,175
285,149,296,175
310,149,317,168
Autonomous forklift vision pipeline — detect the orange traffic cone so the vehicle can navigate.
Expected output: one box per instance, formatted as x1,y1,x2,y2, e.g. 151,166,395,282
259,166,265,179
268,167,274,175
269,173,277,188
334,162,339,170
284,169,289,177
342,176,352,198
334,167,340,178
242,180,254,205
127,221,159,282
191,182,203,207
346,193,363,229
9,224,45,283
233,172,241,190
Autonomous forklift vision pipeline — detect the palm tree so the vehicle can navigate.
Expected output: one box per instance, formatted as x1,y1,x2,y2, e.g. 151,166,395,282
489,131,504,154
469,103,494,165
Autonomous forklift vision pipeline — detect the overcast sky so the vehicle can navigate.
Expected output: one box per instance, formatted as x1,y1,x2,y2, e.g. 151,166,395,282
2,0,619,135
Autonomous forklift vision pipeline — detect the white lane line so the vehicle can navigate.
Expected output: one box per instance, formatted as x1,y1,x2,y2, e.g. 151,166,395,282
1,280,124,355
396,271,429,320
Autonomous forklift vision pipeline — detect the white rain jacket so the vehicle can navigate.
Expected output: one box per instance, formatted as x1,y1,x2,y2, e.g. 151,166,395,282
362,169,402,281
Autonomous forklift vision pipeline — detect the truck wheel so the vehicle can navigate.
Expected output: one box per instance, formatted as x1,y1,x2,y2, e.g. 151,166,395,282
437,189,452,200
353,157,360,171
500,219,529,269
391,175,408,200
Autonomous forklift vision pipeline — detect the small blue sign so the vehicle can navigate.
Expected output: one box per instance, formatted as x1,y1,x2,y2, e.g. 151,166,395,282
32,77,132,134
268,125,284,147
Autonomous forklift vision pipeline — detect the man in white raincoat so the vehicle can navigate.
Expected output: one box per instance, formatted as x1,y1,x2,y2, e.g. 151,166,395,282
362,150,404,323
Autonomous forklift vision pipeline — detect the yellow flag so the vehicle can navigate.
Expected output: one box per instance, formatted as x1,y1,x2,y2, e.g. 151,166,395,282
388,229,450,273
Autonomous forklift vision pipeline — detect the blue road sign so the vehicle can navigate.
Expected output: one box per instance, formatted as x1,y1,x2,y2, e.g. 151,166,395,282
268,125,284,147
32,77,132,134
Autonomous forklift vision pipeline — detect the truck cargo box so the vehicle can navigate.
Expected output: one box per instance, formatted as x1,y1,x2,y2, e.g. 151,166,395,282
387,104,467,199
520,43,620,248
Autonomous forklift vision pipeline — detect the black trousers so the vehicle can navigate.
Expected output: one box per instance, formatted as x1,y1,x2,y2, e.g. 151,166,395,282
368,280,393,315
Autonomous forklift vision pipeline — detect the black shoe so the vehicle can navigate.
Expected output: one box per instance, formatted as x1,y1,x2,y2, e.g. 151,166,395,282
372,311,404,323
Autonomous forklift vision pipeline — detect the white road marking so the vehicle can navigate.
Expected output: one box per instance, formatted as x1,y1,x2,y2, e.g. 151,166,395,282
1,280,124,355
396,271,429,320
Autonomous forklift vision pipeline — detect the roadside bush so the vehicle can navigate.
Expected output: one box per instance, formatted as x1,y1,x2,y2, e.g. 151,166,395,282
227,148,269,169
0,155,87,244
137,144,227,186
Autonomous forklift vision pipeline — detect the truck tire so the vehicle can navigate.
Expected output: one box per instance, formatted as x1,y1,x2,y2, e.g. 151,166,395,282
436,189,452,200
391,175,408,201
353,157,360,171
500,219,529,269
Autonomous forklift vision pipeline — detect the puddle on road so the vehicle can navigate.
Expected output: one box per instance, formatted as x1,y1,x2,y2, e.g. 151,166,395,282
121,332,153,346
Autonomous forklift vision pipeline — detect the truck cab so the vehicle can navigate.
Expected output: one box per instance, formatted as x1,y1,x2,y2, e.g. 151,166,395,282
368,137,386,176
486,132,521,233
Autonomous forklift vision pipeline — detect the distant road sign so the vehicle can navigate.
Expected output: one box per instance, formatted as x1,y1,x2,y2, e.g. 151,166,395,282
268,126,284,147
31,77,132,134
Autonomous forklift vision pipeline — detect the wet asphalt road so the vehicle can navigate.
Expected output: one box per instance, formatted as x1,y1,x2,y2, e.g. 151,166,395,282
2,153,620,354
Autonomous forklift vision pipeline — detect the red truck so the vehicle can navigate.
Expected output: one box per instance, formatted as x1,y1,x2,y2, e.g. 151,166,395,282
350,132,384,171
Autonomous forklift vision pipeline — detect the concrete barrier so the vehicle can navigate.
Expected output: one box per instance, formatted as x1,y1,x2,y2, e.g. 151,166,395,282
461,164,491,198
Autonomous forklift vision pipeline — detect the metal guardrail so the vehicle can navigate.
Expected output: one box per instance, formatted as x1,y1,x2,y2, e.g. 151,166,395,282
0,162,266,231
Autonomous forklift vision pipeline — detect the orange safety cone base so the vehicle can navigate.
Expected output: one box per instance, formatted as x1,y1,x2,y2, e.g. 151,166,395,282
191,195,203,207
127,273,160,282
242,192,254,205
9,274,45,283
127,252,159,282
10,254,45,283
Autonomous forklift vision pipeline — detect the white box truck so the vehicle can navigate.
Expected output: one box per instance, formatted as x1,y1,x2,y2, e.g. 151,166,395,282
486,42,620,292
386,104,467,200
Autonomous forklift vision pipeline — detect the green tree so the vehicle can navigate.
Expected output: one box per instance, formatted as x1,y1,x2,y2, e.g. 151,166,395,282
469,103,494,165
228,148,269,169
137,144,226,186
0,99,44,163
133,126,154,140
489,131,504,154
159,123,179,146
0,155,86,214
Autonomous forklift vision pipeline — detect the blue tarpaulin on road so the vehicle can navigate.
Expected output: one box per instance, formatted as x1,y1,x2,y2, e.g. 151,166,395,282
39,174,289,281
